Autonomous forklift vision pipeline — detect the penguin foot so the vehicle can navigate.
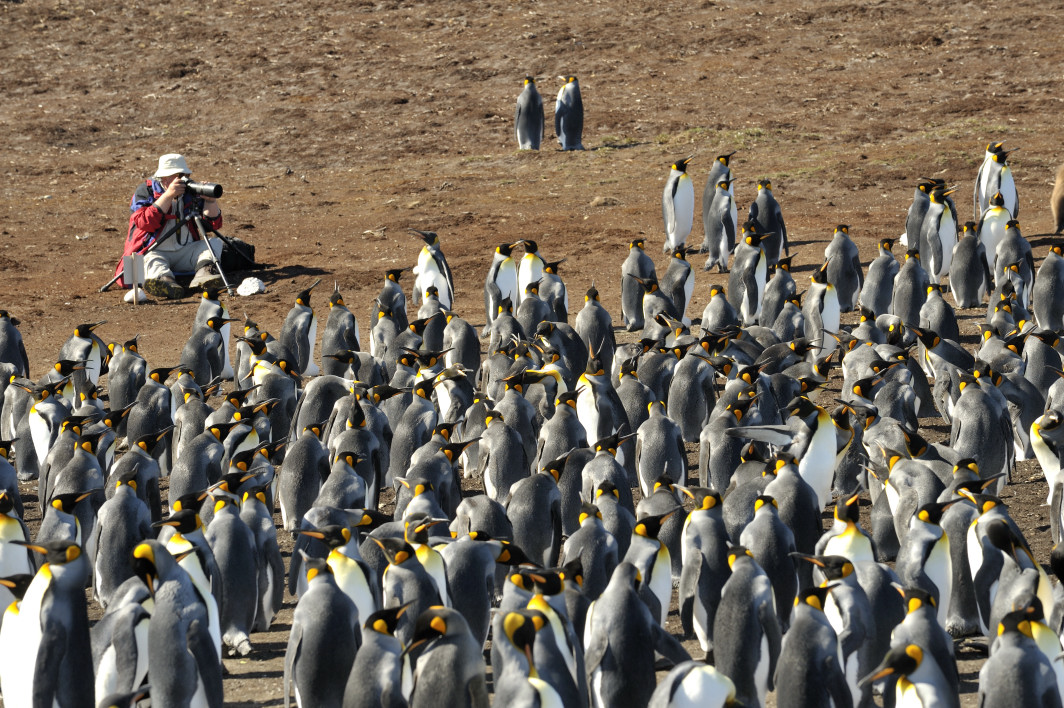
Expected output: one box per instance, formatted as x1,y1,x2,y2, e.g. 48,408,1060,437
227,636,253,657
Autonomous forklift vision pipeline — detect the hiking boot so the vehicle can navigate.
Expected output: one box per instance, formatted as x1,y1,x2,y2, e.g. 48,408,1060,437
143,276,184,300
190,264,224,291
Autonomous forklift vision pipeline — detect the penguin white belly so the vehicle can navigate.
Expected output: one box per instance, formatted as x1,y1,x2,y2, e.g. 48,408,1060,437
191,674,210,708
86,343,102,385
0,518,31,578
576,386,603,444
649,546,672,626
681,271,694,325
672,177,695,246
693,591,710,651
673,666,735,708
334,563,376,623
28,408,52,466
0,603,31,705
755,634,770,706
518,257,544,304
590,668,606,708
820,288,841,352
497,259,518,303
263,563,276,625
95,645,120,702
174,549,222,656
1000,170,1017,214
926,536,951,627
10,571,49,704
304,316,320,377
529,677,565,708
797,413,835,510
751,254,768,322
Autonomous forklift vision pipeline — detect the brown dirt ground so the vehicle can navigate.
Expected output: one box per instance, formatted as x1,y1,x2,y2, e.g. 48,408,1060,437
1,0,1062,705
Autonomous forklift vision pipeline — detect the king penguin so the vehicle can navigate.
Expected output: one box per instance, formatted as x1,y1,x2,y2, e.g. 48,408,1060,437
280,279,321,376
285,555,361,708
0,310,29,378
949,221,993,308
484,242,520,334
824,224,863,311
712,546,782,708
859,238,899,318
621,238,657,331
411,229,455,310
701,178,738,273
554,76,584,150
515,76,545,150
517,239,547,306
662,156,695,253
919,186,957,283
748,179,788,265
974,141,1019,218
774,585,853,708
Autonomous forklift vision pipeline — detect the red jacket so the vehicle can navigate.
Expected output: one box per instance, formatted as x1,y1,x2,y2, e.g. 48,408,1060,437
114,179,223,287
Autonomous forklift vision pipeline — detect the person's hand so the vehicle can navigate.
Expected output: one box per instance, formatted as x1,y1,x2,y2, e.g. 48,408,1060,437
163,178,186,200
201,195,220,217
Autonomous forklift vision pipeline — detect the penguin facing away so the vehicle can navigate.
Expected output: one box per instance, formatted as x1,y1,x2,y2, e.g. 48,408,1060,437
515,76,545,150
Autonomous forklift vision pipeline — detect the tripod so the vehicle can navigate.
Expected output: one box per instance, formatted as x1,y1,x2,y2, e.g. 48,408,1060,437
101,201,247,295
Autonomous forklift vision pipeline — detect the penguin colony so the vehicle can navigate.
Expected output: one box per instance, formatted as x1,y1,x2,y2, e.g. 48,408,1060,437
1,139,1064,708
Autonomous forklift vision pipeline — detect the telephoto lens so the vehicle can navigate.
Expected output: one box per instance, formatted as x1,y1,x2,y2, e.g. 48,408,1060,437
182,180,223,198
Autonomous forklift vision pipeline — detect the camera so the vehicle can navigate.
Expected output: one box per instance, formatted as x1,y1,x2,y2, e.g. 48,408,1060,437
179,178,223,198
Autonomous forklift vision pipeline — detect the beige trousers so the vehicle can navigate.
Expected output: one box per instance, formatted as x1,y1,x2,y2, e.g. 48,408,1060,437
144,238,217,279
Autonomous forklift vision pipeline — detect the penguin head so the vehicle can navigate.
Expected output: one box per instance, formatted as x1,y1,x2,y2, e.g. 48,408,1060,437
409,607,461,651
670,156,693,173
792,553,854,582
595,480,620,501
147,365,177,384
834,493,861,524
756,179,772,191
371,537,417,566
716,178,735,191
743,229,766,248
0,490,16,515
834,224,850,237
365,604,412,637
522,76,535,86
17,539,82,568
404,515,447,545
629,238,646,251
915,501,953,526
752,495,778,515
690,488,722,510
72,321,107,339
903,248,920,262
726,545,755,569
154,508,202,535
493,540,535,566
299,524,352,550
997,608,1036,640
0,573,34,602
207,316,238,332
810,260,829,284
303,555,334,582
294,278,321,307
795,585,834,612
543,259,564,275
879,238,894,252
502,609,547,671
385,267,408,282
49,490,96,514
902,587,936,614
861,644,923,687
171,491,208,515
114,466,139,491
578,503,602,525
716,150,736,166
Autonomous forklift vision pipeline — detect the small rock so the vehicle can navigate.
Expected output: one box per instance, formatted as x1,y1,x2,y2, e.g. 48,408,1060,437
590,196,619,207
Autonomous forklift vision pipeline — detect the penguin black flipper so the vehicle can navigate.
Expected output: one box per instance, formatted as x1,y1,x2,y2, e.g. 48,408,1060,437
651,620,691,667
31,620,68,708
725,425,795,447
824,654,853,708
758,599,782,690
678,559,700,637
188,617,224,708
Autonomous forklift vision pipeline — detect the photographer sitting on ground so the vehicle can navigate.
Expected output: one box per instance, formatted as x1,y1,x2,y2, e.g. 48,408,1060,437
114,153,225,300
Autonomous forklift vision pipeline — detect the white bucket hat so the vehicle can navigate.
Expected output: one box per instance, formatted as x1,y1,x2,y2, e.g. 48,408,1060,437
153,153,190,178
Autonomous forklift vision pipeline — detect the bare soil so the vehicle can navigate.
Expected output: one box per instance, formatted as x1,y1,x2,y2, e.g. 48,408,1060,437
2,0,1062,705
